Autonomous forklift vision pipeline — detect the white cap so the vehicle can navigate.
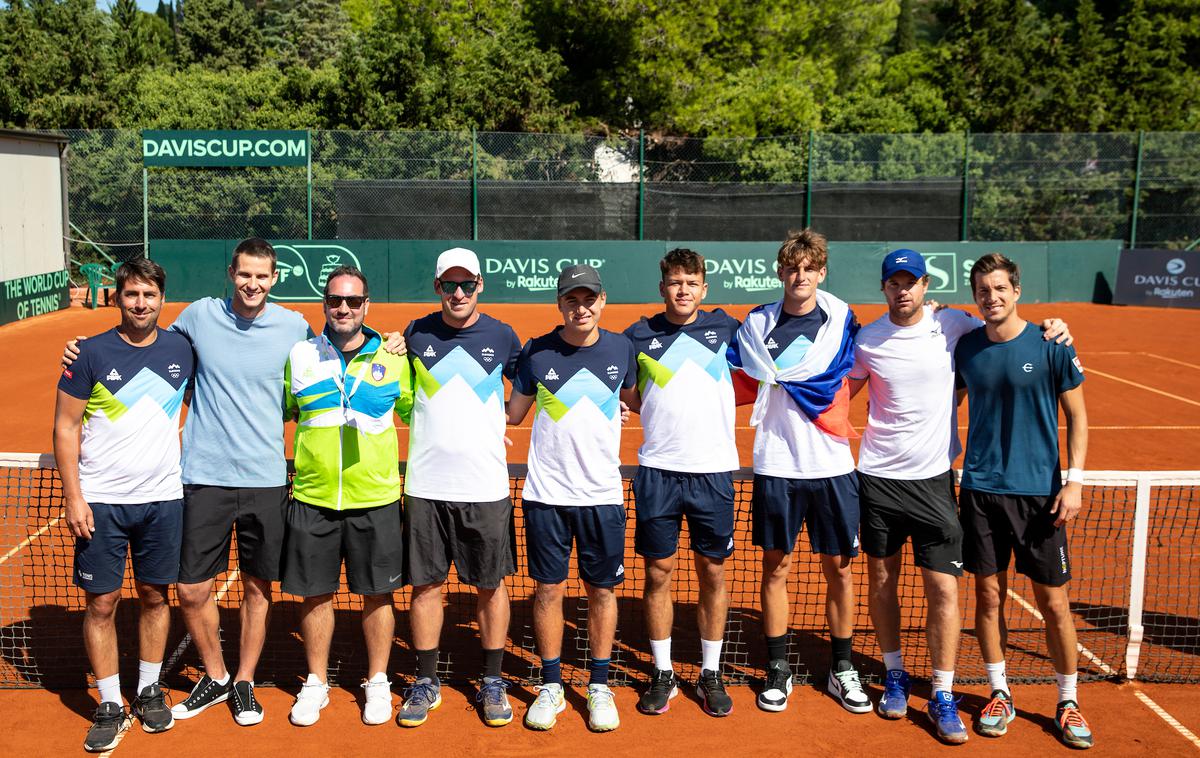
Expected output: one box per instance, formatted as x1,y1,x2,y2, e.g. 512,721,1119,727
435,247,481,278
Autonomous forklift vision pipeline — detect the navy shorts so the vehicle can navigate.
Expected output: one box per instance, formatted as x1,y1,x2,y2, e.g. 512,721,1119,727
523,501,626,587
74,499,185,594
633,467,735,560
751,472,860,557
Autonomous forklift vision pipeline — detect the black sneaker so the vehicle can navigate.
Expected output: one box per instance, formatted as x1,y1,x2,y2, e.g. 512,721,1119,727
132,683,174,733
637,669,678,714
230,680,264,726
171,674,231,720
696,669,733,717
84,701,130,752
757,658,793,712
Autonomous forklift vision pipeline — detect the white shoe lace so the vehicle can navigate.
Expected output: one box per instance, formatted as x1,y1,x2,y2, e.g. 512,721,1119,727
589,686,615,710
834,668,864,695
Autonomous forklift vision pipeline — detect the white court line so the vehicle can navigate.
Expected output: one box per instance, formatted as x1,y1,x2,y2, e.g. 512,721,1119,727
1143,353,1200,372
1133,690,1200,751
1085,367,1200,409
1077,350,1200,372
0,511,63,565
1004,588,1116,676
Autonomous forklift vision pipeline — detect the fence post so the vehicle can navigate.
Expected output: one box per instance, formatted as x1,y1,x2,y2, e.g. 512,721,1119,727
306,129,313,240
960,130,971,242
637,130,645,241
805,129,814,229
1124,473,1152,680
471,128,478,241
1129,130,1144,249
142,167,149,256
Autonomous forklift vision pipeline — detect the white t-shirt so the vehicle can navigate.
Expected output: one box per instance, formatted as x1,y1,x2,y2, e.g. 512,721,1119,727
850,307,982,479
746,307,856,479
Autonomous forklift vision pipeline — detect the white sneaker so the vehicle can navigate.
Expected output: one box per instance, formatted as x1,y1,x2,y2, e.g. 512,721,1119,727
586,683,620,732
524,683,566,730
361,678,393,725
289,676,331,726
828,667,872,714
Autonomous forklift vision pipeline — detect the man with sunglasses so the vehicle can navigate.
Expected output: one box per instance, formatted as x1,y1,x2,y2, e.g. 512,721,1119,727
394,248,522,729
281,265,412,728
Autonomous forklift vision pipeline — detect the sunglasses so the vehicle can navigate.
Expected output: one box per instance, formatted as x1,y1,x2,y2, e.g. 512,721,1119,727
324,295,366,309
437,279,479,295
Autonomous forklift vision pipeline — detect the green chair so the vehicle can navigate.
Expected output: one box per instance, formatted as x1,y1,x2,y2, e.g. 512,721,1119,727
79,263,115,310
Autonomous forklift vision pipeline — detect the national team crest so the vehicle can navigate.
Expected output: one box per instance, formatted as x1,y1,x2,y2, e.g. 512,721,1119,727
371,363,386,380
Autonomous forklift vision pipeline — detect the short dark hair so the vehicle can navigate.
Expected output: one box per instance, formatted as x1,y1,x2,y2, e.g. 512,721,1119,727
970,253,1021,291
660,248,705,280
777,228,828,270
115,258,166,295
322,265,369,298
231,237,277,272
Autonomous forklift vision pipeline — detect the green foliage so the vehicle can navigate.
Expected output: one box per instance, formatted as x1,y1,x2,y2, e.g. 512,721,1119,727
177,0,262,70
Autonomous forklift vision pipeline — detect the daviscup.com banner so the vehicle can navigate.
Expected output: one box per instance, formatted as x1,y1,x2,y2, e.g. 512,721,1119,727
1114,249,1200,309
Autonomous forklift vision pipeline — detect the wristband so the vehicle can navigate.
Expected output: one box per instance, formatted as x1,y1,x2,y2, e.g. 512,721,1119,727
1066,467,1085,484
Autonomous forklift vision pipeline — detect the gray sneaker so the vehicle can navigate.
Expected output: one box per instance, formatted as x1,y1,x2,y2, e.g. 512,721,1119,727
476,676,513,727
397,676,441,727
84,702,130,752
132,683,174,733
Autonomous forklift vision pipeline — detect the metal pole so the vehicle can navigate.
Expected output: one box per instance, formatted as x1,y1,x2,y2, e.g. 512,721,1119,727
1129,130,1144,249
306,129,313,240
143,167,149,257
471,128,478,241
637,130,645,241
960,130,971,242
805,129,814,228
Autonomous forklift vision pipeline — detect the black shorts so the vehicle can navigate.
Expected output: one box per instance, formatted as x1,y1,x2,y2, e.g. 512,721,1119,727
633,467,735,560
523,501,626,588
74,499,184,594
859,471,963,576
959,488,1071,587
404,495,516,589
178,485,288,584
281,499,405,597
751,472,860,557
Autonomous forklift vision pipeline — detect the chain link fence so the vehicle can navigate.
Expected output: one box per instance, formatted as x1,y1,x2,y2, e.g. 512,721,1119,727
61,130,1200,265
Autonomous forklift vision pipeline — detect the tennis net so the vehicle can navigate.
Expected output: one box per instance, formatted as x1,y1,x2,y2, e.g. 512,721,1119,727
1,454,1196,689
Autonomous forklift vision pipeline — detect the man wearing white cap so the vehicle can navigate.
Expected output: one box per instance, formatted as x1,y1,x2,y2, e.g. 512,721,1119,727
395,248,523,729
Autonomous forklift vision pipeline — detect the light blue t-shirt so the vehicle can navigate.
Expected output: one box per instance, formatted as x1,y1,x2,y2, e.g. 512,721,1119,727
170,298,312,487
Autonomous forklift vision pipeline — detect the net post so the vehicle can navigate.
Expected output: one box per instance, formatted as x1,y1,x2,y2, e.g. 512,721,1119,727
1129,129,1144,249
960,130,970,242
1124,472,1152,680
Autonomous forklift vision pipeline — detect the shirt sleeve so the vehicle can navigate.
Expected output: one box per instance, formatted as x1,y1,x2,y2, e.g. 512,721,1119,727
282,354,298,421
622,336,637,390
57,340,94,400
393,353,414,424
503,326,521,381
512,339,536,395
849,332,869,381
1052,342,1085,394
168,301,196,339
940,308,983,340
727,319,745,369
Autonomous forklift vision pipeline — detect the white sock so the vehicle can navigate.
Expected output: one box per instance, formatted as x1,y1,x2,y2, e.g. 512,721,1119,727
367,671,388,684
1055,672,1078,704
882,650,904,673
212,671,230,686
305,672,326,687
649,638,672,673
985,661,1009,695
136,659,162,694
96,673,122,706
931,668,955,695
700,638,723,673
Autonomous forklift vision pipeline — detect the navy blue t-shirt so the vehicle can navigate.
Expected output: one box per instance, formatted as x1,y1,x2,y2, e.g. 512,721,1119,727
955,322,1085,496
766,308,828,369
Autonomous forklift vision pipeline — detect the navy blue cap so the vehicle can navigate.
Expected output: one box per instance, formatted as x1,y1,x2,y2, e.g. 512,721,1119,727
881,249,927,281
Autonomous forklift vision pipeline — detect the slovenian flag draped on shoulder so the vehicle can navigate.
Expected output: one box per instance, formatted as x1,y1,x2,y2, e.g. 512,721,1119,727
733,290,859,439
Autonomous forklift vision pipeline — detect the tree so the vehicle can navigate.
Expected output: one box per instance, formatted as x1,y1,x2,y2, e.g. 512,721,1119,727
177,0,261,70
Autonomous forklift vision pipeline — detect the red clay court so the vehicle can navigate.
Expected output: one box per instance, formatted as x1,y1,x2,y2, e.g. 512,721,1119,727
0,299,1197,755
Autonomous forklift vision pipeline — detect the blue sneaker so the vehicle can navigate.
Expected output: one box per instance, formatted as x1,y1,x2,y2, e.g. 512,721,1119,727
927,691,968,744
876,669,910,719
1055,700,1093,749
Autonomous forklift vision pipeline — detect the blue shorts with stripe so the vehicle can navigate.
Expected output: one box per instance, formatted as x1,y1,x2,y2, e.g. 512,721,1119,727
74,499,184,593
633,466,735,560
522,501,626,587
751,472,860,557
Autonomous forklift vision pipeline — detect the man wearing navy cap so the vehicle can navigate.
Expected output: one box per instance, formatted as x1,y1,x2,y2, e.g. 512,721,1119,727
848,249,1071,744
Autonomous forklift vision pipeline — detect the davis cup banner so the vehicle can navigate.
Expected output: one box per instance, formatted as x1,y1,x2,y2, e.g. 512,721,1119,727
142,130,309,167
1114,249,1200,309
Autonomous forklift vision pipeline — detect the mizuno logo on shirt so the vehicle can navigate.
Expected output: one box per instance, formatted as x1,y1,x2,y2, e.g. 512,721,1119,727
648,338,662,350
765,338,779,349
106,369,122,381
545,368,559,381
951,561,963,568
423,345,437,358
